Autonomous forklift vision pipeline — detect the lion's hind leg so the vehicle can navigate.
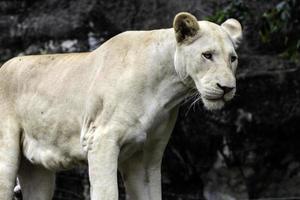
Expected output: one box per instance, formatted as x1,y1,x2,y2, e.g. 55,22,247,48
18,157,55,200
0,115,21,200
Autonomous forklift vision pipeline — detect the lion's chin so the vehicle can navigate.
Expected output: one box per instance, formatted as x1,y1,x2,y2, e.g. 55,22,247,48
202,97,225,110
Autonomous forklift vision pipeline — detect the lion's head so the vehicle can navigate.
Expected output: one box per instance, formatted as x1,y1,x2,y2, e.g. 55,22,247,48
173,12,242,110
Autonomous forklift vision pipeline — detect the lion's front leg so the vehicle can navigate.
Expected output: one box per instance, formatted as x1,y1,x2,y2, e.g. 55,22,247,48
87,127,120,200
119,150,163,200
119,108,179,200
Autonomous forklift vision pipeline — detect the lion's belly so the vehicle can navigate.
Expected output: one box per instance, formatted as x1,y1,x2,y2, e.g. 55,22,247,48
22,131,87,170
18,94,87,170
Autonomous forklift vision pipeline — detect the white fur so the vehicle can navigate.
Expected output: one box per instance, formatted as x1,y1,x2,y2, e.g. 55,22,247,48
0,13,241,200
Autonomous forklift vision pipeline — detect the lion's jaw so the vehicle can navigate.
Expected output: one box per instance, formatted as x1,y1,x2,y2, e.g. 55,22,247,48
195,76,236,110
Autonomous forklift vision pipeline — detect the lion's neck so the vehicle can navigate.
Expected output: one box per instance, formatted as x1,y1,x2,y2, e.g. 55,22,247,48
149,29,190,110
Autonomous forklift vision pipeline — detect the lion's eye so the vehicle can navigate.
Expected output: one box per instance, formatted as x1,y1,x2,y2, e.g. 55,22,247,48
231,56,237,62
202,53,213,60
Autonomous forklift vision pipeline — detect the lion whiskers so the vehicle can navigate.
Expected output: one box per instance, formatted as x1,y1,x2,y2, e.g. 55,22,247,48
184,91,201,116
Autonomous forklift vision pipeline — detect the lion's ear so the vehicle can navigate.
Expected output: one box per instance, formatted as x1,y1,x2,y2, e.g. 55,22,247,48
173,12,200,44
221,19,242,48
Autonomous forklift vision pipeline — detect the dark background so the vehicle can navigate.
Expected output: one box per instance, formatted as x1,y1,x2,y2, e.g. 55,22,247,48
0,0,299,199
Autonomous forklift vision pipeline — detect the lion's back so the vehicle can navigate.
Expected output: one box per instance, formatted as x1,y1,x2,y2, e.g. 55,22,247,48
0,52,95,106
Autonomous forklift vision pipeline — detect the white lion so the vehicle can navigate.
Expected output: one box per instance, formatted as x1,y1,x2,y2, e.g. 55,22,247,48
0,12,242,200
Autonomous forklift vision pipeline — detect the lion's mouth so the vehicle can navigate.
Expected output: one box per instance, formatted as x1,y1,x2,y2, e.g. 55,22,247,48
199,90,234,110
203,96,225,102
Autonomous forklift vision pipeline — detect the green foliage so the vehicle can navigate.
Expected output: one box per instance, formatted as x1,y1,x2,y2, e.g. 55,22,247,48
207,0,299,63
260,0,294,42
260,0,299,62
206,0,250,24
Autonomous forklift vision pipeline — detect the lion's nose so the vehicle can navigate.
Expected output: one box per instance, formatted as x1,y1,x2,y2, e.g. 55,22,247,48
216,83,235,94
